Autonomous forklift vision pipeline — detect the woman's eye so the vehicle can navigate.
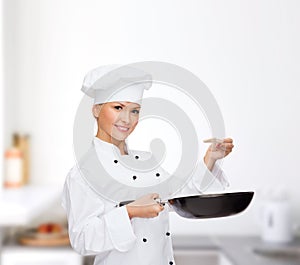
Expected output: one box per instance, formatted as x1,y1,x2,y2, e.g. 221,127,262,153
132,110,140,114
114,106,122,110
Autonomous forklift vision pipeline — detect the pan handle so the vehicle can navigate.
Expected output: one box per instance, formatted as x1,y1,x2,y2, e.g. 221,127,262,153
118,200,134,207
155,198,169,206
118,198,168,207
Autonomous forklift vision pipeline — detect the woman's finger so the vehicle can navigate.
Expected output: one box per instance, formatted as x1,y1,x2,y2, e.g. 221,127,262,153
217,143,234,150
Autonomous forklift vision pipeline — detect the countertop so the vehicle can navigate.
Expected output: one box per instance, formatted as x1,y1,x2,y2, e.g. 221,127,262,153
172,236,300,265
0,185,61,226
4,235,299,265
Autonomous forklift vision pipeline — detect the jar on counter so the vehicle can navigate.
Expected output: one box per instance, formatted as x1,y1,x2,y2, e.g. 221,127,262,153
4,147,23,188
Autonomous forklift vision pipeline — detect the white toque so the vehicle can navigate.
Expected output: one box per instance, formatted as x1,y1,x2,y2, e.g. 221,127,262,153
81,64,152,105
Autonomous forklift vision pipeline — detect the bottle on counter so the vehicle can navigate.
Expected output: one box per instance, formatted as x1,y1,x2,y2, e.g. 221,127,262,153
4,143,23,188
3,133,31,188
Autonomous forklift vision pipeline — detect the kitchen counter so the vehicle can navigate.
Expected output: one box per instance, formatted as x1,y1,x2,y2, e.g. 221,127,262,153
172,236,300,265
0,185,62,265
0,185,61,226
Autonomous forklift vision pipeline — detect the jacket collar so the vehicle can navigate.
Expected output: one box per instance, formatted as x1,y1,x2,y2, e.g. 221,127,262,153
93,136,129,156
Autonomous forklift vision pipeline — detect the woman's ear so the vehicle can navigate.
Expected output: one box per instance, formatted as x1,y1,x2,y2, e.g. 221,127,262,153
92,104,101,118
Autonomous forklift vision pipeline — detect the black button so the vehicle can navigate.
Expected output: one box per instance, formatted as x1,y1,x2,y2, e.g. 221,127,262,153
133,176,137,180
156,173,160,177
114,160,118,163
142,238,147,242
166,232,170,236
135,155,139,159
169,262,173,265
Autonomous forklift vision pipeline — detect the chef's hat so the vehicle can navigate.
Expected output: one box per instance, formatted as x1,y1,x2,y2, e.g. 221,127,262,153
81,64,152,105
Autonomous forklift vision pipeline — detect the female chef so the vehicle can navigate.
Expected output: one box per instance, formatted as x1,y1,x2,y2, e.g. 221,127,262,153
62,65,234,265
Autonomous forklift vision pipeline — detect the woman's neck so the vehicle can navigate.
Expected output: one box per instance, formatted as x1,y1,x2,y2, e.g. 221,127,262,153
96,133,128,155
113,140,128,155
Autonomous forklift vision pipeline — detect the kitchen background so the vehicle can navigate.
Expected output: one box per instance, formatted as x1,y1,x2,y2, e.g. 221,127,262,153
0,0,300,265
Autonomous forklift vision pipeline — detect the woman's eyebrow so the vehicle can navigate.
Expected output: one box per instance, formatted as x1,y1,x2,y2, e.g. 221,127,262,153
115,102,126,107
116,102,141,108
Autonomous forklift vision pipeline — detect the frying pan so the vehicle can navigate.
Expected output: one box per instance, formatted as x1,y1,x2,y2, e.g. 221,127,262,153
119,191,254,219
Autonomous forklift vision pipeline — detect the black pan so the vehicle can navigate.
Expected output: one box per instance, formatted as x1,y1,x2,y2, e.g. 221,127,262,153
119,191,254,219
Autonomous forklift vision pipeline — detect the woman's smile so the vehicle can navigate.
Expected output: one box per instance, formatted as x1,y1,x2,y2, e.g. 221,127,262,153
114,124,130,132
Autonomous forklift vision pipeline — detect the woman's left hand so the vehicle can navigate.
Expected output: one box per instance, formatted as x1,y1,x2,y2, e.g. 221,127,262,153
204,138,234,170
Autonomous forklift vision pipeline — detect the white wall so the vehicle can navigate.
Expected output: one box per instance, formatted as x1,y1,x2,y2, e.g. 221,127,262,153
0,0,4,193
3,0,300,235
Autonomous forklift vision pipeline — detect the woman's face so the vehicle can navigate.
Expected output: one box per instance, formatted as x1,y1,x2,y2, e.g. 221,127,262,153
93,101,141,143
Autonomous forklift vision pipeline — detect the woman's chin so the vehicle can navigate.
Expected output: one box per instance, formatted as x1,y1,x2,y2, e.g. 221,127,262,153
111,132,129,141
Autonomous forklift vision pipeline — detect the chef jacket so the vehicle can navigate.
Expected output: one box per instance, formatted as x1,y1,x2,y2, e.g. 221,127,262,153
61,137,227,265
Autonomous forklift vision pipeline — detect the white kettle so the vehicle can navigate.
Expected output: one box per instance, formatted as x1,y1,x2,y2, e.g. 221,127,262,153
261,199,293,243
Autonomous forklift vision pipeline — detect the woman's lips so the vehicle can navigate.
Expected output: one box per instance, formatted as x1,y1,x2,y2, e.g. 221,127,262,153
114,125,129,132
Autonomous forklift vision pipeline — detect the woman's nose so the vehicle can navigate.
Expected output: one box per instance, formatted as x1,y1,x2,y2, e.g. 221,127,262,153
119,110,131,124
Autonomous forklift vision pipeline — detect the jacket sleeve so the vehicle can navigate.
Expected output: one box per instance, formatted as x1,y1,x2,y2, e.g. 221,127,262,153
61,167,137,257
172,159,230,198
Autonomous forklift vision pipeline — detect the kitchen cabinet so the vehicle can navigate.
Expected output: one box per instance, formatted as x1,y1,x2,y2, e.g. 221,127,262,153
174,249,233,265
173,235,300,265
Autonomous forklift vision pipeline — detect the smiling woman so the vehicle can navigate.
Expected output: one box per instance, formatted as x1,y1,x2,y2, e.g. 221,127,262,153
62,64,233,265
92,101,141,153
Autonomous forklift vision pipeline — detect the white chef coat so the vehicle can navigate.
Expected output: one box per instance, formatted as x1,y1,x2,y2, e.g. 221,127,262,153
61,137,227,265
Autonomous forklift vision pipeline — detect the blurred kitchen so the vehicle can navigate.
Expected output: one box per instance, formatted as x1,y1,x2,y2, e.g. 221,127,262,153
1,0,300,265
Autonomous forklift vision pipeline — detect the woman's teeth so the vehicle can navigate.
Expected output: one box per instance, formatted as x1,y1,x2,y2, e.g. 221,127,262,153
115,125,129,132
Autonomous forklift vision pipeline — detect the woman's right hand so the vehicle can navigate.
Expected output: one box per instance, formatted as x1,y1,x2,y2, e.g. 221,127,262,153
126,193,164,219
